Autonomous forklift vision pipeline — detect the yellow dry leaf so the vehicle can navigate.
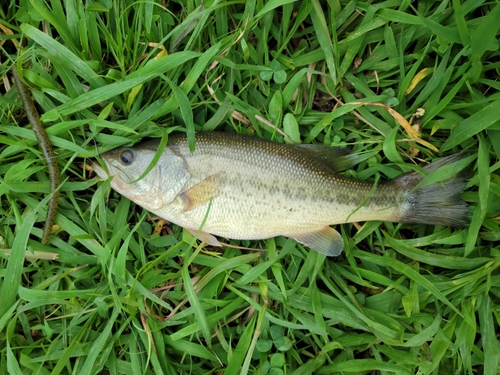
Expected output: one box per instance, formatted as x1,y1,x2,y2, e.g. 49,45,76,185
349,101,439,153
405,67,434,95
0,24,18,47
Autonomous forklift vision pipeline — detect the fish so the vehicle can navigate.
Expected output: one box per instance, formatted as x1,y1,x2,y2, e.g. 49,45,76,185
92,132,471,256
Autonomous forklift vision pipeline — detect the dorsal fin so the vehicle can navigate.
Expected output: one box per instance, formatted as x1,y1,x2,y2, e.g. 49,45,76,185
290,144,358,172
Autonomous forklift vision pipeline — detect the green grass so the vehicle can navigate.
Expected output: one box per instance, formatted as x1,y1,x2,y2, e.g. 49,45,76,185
1,0,500,374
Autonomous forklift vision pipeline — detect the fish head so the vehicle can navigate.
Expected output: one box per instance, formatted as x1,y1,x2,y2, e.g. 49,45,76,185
93,143,190,210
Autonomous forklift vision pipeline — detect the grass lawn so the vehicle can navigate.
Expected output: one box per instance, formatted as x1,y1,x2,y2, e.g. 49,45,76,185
1,0,500,374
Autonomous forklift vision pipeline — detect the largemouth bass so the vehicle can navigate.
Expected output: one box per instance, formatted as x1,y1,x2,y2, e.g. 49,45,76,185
93,132,470,256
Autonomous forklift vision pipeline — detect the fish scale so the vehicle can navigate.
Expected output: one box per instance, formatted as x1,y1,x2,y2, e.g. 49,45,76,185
94,132,471,256
170,135,369,220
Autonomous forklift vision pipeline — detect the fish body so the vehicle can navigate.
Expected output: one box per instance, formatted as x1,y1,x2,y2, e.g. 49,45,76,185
94,132,470,256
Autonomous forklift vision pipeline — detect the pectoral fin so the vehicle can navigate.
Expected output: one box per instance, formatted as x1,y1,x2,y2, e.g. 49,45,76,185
186,228,222,247
180,171,228,211
290,226,344,257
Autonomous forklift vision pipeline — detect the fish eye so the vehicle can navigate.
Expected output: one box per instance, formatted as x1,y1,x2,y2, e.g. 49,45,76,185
119,150,135,166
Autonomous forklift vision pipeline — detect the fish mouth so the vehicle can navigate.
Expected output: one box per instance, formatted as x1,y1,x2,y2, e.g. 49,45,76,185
91,160,109,180
91,158,131,193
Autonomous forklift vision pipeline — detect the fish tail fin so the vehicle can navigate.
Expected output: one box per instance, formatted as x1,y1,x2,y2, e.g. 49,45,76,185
395,154,472,227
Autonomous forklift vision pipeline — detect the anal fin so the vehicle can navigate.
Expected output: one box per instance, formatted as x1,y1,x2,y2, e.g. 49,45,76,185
290,226,344,257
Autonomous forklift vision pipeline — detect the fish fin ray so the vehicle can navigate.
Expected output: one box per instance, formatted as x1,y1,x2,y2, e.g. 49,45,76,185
186,228,222,247
291,144,358,172
180,171,228,211
396,154,472,227
290,226,344,257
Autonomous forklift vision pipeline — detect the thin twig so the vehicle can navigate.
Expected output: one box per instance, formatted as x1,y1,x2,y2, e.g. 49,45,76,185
12,64,60,244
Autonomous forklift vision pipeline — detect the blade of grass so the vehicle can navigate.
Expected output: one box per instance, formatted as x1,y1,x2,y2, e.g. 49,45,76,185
41,52,200,121
0,193,53,317
353,250,462,316
442,99,500,151
166,77,195,152
310,0,338,85
225,315,256,374
479,295,499,375
384,234,489,269
182,244,212,347
465,135,490,255
78,307,120,375
469,3,500,82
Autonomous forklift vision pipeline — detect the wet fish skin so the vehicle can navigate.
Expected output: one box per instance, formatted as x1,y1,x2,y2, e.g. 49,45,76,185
93,132,470,256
